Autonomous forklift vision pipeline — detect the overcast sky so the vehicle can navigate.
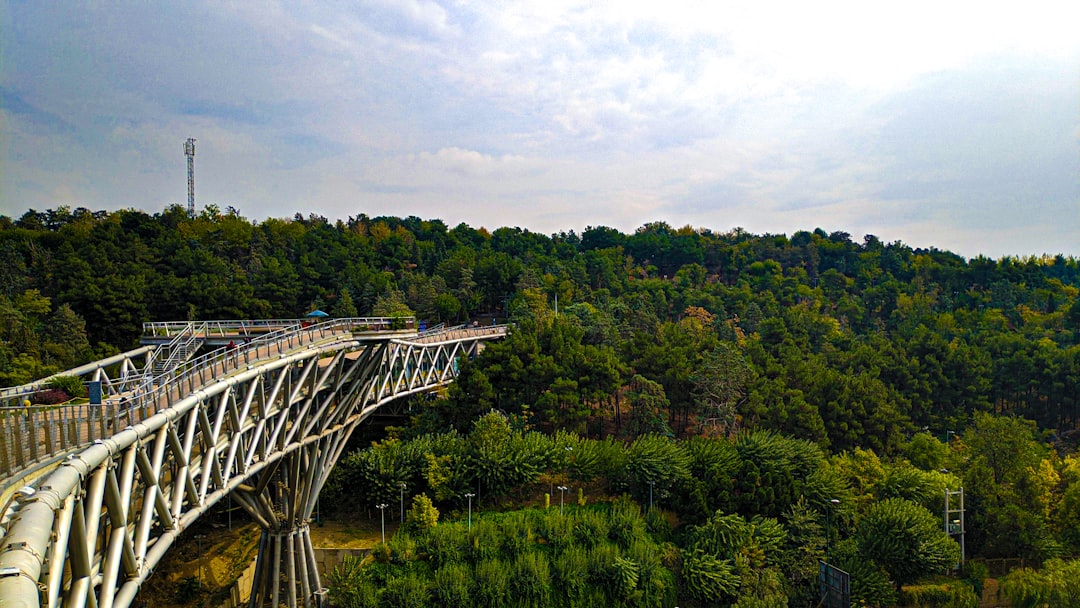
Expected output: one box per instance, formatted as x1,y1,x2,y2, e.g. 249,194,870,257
1,1,1077,258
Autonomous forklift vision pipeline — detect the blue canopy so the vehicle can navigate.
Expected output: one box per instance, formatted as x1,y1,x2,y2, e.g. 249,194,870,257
306,309,329,318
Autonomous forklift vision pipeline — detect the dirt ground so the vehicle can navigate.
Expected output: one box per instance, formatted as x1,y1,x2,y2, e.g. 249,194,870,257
134,511,389,608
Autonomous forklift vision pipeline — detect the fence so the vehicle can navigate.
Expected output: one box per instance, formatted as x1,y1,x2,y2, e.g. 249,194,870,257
0,317,418,483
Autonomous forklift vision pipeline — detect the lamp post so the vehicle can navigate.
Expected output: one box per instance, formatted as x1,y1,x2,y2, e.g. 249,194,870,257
195,534,205,587
825,499,840,561
465,493,475,530
377,504,388,544
557,485,568,514
647,480,655,510
399,482,407,522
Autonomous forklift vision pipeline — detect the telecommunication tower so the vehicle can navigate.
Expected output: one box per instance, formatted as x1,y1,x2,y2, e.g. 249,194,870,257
184,138,196,217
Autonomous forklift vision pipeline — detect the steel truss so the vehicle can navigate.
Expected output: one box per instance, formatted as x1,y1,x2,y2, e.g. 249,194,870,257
0,327,503,608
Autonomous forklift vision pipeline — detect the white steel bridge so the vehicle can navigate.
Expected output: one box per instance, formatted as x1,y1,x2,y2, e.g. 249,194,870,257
0,318,505,608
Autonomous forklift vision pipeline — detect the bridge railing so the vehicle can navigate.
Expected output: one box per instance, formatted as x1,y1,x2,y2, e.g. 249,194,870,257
129,316,417,406
0,317,417,483
0,403,128,480
0,346,156,409
141,319,304,339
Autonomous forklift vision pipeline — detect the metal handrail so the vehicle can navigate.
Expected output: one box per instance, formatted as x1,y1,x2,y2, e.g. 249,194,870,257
141,319,303,339
0,317,417,482
0,346,156,407
128,317,416,411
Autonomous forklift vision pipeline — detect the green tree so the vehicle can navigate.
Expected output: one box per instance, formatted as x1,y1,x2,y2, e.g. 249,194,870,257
692,341,752,435
406,493,439,531
856,498,961,590
332,287,359,318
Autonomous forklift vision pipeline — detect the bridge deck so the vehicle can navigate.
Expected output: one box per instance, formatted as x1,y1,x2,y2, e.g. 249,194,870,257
0,318,423,491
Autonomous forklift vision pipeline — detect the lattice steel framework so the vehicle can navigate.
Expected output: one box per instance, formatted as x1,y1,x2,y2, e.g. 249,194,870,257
0,327,503,608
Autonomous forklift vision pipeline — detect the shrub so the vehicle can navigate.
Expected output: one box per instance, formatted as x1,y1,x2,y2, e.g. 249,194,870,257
573,509,610,548
474,558,510,608
405,494,439,531
552,545,589,602
327,555,380,608
381,572,430,608
901,582,978,608
47,375,86,399
432,563,472,608
681,547,740,604
419,522,466,568
30,388,70,405
510,552,551,607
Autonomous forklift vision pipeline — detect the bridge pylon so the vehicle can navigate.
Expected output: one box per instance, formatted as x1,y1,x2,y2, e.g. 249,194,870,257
233,433,348,608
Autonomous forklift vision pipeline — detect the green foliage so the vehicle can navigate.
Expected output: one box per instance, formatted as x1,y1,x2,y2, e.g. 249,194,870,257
833,538,897,607
47,375,86,399
381,572,430,608
328,555,380,608
511,552,552,607
1000,558,1080,608
902,431,949,471
405,493,439,531
900,581,979,608
856,498,961,589
475,558,511,608
13,207,1080,601
432,563,472,608
613,434,691,508
681,548,740,603
733,429,823,517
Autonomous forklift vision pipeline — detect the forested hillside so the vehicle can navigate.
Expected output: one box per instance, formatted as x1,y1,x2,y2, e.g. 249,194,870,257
4,204,1080,603
3,204,1078,441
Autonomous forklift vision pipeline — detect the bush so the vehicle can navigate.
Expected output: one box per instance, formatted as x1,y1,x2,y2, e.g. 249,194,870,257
47,375,86,399
900,582,978,608
327,555,380,608
381,572,430,608
474,558,510,608
432,563,471,608
405,494,439,531
419,522,466,568
552,545,589,602
510,552,551,607
30,388,70,405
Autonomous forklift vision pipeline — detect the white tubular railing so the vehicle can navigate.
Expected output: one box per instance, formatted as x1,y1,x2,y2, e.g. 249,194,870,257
0,317,418,482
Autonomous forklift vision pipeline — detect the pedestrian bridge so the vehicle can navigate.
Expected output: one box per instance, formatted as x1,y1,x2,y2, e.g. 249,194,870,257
0,318,505,608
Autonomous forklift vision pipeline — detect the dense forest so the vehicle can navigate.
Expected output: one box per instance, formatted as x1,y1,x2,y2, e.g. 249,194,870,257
3,204,1080,605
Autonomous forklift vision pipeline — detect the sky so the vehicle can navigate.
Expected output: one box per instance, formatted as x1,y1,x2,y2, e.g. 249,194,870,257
1,1,1078,259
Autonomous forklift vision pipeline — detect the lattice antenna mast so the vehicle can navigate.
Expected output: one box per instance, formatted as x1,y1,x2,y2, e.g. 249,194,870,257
184,138,196,217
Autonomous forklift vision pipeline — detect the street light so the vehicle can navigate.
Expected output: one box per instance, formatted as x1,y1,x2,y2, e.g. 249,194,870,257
825,499,840,561
465,493,475,530
194,534,206,587
647,480,655,510
557,485,568,514
377,504,389,543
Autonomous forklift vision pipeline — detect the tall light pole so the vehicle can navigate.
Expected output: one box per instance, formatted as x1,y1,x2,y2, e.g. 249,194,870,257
195,534,205,587
825,499,840,561
399,482,407,523
647,480,655,510
377,504,388,543
465,493,475,530
557,485,568,514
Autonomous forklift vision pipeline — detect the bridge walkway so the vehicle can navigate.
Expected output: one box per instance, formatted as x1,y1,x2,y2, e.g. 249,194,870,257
0,318,416,501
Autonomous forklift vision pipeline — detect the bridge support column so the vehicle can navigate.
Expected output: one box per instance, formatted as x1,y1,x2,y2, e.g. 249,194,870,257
247,523,320,608
233,431,352,608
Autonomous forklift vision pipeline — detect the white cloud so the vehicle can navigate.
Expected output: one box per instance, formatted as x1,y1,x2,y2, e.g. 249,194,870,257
2,0,1078,258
